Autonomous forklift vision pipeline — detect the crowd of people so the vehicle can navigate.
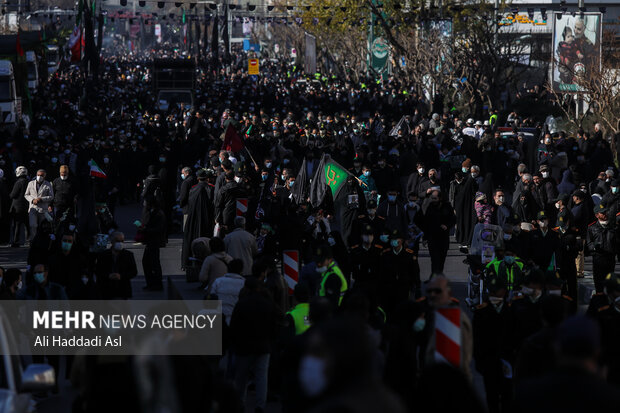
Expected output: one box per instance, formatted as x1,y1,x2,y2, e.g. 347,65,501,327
0,40,619,412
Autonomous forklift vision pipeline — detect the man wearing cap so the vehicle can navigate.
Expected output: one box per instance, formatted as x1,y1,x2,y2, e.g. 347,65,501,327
351,199,385,244
529,210,560,271
587,273,620,317
406,162,429,204
554,193,579,302
486,244,525,293
380,229,420,311
473,275,512,413
587,204,618,292
462,118,476,137
178,166,196,225
350,225,383,295
422,190,455,281
315,245,348,309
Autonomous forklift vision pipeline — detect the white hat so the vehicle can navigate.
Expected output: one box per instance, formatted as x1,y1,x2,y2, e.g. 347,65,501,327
466,118,474,125
483,120,490,126
475,120,483,126
15,166,27,177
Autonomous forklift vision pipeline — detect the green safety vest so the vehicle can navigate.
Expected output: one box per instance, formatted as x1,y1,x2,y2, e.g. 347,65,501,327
489,113,498,125
287,303,311,335
319,262,348,305
486,258,524,291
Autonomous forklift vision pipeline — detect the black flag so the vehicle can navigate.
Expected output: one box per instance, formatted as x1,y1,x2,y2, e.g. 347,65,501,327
291,158,309,205
211,9,218,64
222,4,229,62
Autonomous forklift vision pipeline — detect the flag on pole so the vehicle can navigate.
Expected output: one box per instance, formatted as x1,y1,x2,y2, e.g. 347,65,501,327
16,31,24,57
89,159,107,178
309,154,352,208
389,115,409,137
69,26,82,62
291,158,308,204
221,123,244,153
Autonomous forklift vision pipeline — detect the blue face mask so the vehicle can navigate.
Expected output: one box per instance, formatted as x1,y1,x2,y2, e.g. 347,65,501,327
289,181,294,187
61,241,72,253
390,239,399,248
363,171,371,177
261,175,268,181
388,195,396,202
34,272,45,284
504,256,516,265
265,162,272,168
180,173,186,180
380,235,389,243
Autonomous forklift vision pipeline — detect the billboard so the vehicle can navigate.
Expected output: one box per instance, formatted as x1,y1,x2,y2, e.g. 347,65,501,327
305,32,317,74
551,12,602,92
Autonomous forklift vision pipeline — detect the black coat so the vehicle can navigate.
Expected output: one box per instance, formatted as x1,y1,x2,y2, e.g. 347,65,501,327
52,177,77,210
9,176,29,215
96,249,138,299
216,181,246,228
142,207,166,247
178,175,197,214
182,181,214,267
229,290,280,355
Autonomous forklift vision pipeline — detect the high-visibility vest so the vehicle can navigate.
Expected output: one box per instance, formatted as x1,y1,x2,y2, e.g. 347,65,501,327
486,258,524,290
287,303,311,335
319,262,348,305
489,113,498,126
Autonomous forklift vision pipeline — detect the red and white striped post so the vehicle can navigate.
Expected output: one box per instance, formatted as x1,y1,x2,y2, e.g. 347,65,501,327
434,307,461,367
236,198,248,217
283,250,299,294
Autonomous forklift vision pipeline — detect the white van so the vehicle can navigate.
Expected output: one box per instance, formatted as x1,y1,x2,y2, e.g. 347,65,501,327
0,60,21,125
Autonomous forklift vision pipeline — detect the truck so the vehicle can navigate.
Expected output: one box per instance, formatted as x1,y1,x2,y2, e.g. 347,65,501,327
152,58,196,112
46,45,60,75
0,60,21,125
25,51,38,94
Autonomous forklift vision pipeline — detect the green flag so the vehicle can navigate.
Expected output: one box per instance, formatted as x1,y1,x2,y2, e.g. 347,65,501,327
182,8,186,24
76,0,84,26
309,154,352,208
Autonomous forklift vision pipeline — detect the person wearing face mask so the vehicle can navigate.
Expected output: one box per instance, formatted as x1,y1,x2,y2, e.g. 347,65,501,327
377,189,407,238
529,211,560,271
422,191,456,282
177,166,196,227
510,270,545,351
537,133,556,167
315,245,348,309
587,205,618,293
491,189,512,229
350,225,383,294
472,275,512,413
379,230,421,313
95,231,137,299
553,193,580,303
24,169,54,242
51,165,76,223
486,246,525,293
358,165,377,199
17,263,67,300
601,178,620,219
372,154,395,198
406,162,429,204
47,232,86,290
0,268,23,300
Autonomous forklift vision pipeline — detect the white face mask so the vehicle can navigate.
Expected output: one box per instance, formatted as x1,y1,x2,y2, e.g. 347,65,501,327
234,176,242,183
418,168,425,174
36,175,44,183
497,196,504,204
298,356,328,397
555,202,561,210
16,281,22,290
60,175,67,181
316,265,327,273
471,172,478,179
489,296,504,306
600,220,609,226
538,221,547,229
541,172,549,178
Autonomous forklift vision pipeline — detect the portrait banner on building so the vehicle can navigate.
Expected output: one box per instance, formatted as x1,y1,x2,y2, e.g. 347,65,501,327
551,12,602,93
304,32,316,75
